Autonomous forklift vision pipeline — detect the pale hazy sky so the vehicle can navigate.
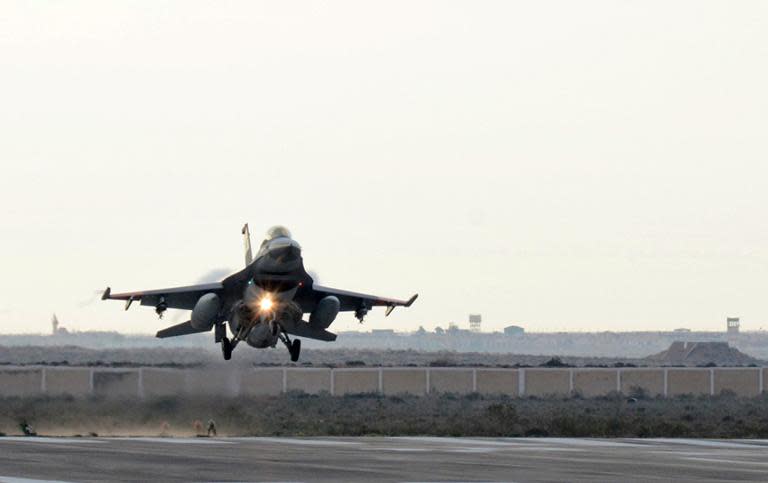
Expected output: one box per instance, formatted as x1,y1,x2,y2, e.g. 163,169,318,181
1,1,767,334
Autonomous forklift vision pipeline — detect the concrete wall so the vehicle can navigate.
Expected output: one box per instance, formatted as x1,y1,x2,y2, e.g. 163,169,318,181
713,368,761,397
620,369,665,397
184,368,240,397
333,369,379,395
241,368,284,396
382,369,426,395
667,369,711,396
142,368,185,398
0,366,765,399
476,369,519,396
429,369,474,394
286,368,331,394
525,369,571,397
0,368,42,397
573,369,618,397
93,370,139,398
44,368,91,396
764,368,768,395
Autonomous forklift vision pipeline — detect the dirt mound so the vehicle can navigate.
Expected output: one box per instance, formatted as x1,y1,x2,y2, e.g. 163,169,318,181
645,341,759,366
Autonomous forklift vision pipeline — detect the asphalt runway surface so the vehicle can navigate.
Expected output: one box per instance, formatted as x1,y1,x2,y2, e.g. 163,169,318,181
1,436,768,482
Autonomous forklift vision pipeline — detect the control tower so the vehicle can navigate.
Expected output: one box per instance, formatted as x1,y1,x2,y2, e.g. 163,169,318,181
727,317,740,335
469,314,481,333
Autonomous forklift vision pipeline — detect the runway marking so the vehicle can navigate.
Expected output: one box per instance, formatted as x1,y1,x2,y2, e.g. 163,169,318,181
631,438,762,449
481,446,583,452
0,477,76,483
726,439,768,446
648,450,723,457
446,447,504,453
364,445,503,454
362,444,581,453
507,438,645,448
397,437,645,448
226,437,360,447
682,457,768,466
0,437,103,444
395,437,522,447
359,447,433,452
117,437,233,445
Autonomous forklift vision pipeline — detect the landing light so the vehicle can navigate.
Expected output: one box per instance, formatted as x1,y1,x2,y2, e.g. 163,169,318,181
259,296,274,312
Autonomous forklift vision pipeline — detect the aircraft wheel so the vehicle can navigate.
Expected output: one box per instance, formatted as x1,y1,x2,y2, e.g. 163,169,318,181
221,337,233,360
289,339,301,362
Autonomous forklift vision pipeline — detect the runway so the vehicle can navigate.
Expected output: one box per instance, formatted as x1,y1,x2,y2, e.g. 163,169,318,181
1,436,768,482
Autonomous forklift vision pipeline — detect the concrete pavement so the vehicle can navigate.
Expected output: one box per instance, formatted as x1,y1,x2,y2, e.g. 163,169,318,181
1,436,768,482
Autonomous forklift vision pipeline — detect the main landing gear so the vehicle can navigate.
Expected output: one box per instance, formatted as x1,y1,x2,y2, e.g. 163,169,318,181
217,322,301,362
216,322,234,360
279,330,301,362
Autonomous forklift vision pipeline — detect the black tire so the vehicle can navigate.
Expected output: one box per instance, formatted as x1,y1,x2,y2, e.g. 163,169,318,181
290,339,301,362
221,337,232,360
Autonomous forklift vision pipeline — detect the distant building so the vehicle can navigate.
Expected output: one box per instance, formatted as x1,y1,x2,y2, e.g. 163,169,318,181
727,317,740,335
504,325,525,336
469,314,482,333
51,314,69,336
371,329,395,336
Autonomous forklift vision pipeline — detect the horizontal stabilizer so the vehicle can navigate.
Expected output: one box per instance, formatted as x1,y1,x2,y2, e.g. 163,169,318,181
284,320,337,342
156,320,211,339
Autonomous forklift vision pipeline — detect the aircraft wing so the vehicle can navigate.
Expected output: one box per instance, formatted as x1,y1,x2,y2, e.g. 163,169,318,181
310,285,418,316
101,282,224,311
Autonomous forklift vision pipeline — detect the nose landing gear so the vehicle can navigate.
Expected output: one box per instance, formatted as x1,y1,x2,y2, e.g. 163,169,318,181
221,336,233,360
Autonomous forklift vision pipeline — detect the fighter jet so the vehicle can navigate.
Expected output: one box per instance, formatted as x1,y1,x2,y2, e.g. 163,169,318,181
102,225,417,361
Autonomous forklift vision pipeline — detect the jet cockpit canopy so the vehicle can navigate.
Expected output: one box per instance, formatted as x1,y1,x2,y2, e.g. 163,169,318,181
265,225,292,240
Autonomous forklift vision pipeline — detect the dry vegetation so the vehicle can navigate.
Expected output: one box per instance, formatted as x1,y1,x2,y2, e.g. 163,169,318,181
0,346,652,368
0,345,217,367
3,341,760,368
2,392,768,438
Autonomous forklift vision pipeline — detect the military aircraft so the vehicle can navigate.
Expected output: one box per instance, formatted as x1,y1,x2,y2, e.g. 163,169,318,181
102,225,417,361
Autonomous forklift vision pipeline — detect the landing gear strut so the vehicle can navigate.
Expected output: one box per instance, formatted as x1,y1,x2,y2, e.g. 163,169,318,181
214,322,225,343
278,330,301,362
221,336,233,360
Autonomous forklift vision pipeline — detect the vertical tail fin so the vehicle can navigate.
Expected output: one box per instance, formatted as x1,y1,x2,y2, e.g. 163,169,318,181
242,223,253,266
